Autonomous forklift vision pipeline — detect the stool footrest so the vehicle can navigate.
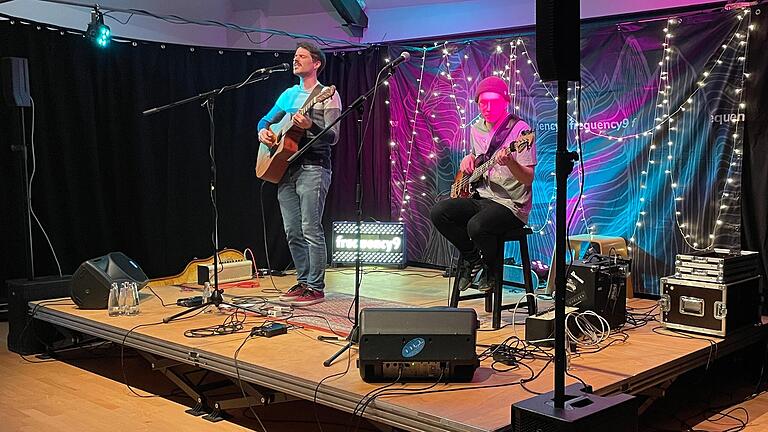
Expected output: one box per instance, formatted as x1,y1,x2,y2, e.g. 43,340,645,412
455,293,487,301
498,301,531,312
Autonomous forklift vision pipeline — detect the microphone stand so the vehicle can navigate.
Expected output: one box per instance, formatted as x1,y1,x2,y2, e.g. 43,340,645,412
553,80,578,407
142,69,279,323
284,67,395,367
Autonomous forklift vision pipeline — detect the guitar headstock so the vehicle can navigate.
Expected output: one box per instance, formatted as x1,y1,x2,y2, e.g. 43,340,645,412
314,85,337,104
512,129,535,152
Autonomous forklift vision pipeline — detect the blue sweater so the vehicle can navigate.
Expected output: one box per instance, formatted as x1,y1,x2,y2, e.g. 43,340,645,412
257,83,342,169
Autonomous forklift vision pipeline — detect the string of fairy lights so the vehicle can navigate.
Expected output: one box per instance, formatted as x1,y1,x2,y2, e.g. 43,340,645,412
394,47,428,219
386,36,593,236
510,9,751,250
396,39,562,233
627,8,753,251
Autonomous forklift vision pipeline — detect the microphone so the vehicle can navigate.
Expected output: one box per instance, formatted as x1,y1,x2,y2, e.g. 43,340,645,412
254,63,290,74
384,52,410,70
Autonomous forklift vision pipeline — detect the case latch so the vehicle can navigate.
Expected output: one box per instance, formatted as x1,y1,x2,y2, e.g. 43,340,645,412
659,294,671,312
714,301,727,320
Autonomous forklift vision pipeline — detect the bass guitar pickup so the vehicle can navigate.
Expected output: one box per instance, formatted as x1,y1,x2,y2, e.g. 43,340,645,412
197,260,254,285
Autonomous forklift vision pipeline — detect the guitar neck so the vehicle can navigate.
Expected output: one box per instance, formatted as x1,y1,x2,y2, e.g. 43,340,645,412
469,157,499,183
469,133,532,182
296,96,317,117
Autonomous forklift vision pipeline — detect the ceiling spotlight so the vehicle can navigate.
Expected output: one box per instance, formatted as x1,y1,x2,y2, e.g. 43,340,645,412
87,6,111,48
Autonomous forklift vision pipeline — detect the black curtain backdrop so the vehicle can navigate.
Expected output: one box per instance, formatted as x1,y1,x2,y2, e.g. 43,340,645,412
0,18,390,283
743,6,768,306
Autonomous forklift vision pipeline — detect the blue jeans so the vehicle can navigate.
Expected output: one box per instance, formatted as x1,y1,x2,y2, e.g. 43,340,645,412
278,164,332,291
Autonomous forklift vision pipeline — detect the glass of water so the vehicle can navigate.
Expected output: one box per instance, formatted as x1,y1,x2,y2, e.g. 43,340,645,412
125,282,140,316
118,282,130,315
108,282,121,316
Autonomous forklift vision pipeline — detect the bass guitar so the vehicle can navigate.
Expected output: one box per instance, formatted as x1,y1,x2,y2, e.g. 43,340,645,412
450,130,534,198
255,85,337,183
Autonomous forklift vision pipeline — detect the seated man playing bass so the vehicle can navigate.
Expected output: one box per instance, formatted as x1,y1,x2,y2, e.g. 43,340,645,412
430,76,537,293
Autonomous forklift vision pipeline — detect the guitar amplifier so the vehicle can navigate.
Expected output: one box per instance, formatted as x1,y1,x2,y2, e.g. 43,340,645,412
357,307,479,383
660,275,761,337
196,260,253,285
565,258,628,329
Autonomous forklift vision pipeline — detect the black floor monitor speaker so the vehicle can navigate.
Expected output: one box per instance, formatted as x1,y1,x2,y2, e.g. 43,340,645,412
7,276,71,355
1,57,32,107
357,307,479,383
536,0,580,81
70,252,148,309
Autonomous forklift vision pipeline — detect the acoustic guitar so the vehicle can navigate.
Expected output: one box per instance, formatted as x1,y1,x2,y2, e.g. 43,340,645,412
255,85,337,183
146,248,246,288
450,130,534,198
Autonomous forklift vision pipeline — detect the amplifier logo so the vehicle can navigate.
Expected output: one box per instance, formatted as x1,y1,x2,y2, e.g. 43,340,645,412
402,337,426,358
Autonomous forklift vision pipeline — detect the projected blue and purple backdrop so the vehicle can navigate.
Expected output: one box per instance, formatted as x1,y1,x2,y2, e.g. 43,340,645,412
386,7,752,294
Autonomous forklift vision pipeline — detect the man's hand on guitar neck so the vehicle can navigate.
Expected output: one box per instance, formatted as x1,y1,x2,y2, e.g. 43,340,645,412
258,128,277,147
460,154,475,174
292,113,313,130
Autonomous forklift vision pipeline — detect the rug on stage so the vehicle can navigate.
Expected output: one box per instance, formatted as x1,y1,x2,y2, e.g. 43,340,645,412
286,293,415,337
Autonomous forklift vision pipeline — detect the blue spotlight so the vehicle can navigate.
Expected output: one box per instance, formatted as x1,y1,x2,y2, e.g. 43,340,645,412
87,7,111,48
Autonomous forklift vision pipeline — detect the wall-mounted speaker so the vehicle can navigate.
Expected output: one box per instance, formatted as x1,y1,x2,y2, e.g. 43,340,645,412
70,252,148,309
1,57,32,107
536,0,581,81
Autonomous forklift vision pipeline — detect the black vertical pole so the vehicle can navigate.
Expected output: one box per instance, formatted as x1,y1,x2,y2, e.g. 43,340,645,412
207,98,220,297
18,108,35,280
553,80,569,408
354,104,364,338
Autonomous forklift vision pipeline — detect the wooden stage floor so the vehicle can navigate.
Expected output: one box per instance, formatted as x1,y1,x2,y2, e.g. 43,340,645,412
20,267,768,431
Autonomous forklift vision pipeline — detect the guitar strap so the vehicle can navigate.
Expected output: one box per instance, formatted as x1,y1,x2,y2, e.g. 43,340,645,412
475,113,519,166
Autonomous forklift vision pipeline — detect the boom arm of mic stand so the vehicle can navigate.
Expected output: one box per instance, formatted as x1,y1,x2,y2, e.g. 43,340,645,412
286,69,393,165
142,74,271,117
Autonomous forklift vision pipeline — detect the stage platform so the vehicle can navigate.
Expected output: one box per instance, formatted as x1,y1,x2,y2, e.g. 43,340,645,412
29,267,767,432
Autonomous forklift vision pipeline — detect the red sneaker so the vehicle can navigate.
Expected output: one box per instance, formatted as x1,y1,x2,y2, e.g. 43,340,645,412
278,283,307,302
290,287,325,306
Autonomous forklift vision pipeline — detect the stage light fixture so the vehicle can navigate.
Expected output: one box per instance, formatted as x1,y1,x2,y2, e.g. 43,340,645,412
86,7,111,48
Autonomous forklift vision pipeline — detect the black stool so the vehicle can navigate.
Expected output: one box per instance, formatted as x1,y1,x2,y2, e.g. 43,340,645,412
449,227,537,329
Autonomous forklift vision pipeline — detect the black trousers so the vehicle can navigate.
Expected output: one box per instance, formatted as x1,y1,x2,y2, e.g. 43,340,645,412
430,197,525,270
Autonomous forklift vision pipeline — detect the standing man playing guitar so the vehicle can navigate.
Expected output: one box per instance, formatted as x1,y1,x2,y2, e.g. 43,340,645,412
257,42,341,306
430,76,536,293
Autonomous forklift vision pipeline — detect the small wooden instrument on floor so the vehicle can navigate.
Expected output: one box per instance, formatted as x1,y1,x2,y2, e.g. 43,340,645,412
146,248,247,287
255,85,337,183
450,130,534,198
